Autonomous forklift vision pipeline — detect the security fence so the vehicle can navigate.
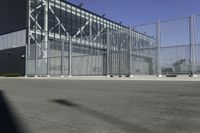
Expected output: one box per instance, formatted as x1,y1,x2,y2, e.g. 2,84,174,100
134,15,200,76
26,0,155,77
26,0,200,77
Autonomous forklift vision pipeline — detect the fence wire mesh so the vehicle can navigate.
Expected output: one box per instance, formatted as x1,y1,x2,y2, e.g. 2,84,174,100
134,16,200,75
25,0,200,77
133,24,157,75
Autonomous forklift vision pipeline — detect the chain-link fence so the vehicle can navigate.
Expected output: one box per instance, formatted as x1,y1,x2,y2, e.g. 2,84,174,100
27,15,200,77
25,0,200,77
134,15,200,76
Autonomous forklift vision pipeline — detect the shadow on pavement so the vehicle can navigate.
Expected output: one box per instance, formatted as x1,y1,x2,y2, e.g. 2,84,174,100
51,99,155,133
0,90,26,133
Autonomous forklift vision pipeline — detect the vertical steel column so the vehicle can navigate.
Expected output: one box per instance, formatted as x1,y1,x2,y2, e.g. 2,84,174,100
156,20,162,77
25,33,28,77
25,0,31,77
61,39,64,77
68,37,72,77
129,26,134,77
44,0,49,76
106,27,110,77
118,29,121,76
34,0,38,77
189,15,197,77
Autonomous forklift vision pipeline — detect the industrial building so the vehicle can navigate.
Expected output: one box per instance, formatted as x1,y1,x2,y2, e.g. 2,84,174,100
0,0,157,77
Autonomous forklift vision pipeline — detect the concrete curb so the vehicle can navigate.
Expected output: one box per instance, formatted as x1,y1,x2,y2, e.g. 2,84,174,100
0,76,200,81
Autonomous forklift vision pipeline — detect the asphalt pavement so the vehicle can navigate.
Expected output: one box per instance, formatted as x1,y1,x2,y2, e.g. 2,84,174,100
0,78,200,133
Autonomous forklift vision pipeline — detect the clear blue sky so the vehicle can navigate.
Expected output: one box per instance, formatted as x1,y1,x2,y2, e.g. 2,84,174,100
70,0,200,26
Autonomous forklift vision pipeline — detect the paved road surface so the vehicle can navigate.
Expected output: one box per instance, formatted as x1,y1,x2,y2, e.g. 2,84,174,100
0,78,200,133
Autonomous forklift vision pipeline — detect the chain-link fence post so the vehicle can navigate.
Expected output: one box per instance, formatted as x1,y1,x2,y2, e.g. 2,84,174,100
47,40,50,77
35,42,38,77
61,39,64,77
68,36,72,77
129,26,134,77
156,20,162,77
189,15,197,77
106,27,110,77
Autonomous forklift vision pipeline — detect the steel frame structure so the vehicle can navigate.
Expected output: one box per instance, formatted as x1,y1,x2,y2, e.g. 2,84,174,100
27,0,156,77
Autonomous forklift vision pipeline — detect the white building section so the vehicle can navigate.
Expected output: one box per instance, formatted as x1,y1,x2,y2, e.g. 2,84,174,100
0,30,26,51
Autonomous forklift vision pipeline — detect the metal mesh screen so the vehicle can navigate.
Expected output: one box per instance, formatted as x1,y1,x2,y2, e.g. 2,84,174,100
133,24,157,75
160,45,191,74
26,0,200,77
195,15,200,73
159,18,191,74
109,28,130,76
72,36,107,76
133,16,200,75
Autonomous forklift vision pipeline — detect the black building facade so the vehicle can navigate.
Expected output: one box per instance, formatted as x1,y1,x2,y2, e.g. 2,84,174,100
0,0,27,75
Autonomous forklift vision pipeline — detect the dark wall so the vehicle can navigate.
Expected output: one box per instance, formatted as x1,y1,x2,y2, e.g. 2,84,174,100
0,47,25,76
0,0,27,35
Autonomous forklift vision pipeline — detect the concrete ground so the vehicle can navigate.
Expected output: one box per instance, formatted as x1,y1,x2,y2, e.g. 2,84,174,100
21,75,200,81
0,78,200,133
